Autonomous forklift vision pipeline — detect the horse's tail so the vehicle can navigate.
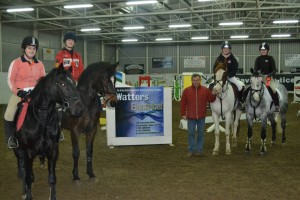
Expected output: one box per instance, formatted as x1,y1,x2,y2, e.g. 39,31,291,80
276,113,282,134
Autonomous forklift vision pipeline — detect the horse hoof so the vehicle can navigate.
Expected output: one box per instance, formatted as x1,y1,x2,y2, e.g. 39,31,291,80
225,151,231,155
245,150,250,155
212,151,219,156
89,177,99,183
232,143,237,148
40,164,47,169
73,179,81,186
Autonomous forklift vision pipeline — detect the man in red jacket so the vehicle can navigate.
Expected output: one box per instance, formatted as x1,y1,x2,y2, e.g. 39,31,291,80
55,32,84,82
180,74,217,157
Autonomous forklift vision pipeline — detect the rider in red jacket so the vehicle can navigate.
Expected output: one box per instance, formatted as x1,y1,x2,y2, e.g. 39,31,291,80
55,32,84,82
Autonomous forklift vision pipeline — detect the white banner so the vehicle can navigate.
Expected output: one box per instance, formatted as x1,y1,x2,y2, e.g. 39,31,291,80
294,76,300,102
184,56,206,68
285,54,300,67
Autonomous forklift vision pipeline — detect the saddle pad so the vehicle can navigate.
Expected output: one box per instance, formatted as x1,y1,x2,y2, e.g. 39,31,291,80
16,101,29,131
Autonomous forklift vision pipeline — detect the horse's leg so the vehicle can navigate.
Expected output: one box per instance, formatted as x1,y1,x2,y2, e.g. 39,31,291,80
232,109,242,147
47,146,58,200
260,117,268,155
23,155,34,200
71,130,81,182
245,115,253,154
212,113,220,155
268,114,276,145
86,127,97,180
225,112,232,155
281,112,287,144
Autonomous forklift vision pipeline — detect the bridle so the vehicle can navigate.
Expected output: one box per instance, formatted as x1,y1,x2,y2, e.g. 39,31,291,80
214,71,230,120
249,76,265,120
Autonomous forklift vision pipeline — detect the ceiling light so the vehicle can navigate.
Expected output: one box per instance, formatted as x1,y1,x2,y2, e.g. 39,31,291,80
230,35,249,39
7,8,34,13
156,38,173,41
168,24,191,28
126,1,158,5
198,0,211,2
271,34,291,38
191,36,209,40
122,39,138,42
273,20,299,24
64,4,93,9
123,26,145,30
219,22,243,26
80,28,101,32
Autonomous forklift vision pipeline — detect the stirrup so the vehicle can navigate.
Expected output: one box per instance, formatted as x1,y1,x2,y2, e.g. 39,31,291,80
7,137,19,149
59,131,64,141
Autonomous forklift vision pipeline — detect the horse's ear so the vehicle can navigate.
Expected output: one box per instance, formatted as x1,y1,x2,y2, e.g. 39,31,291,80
250,68,254,75
57,63,65,73
112,62,119,72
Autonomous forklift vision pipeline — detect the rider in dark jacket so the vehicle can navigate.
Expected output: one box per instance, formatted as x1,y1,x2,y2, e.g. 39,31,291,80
213,41,245,110
240,42,280,112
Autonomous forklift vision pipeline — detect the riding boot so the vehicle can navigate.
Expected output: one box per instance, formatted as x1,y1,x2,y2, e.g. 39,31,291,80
273,92,280,112
4,120,18,148
237,87,245,110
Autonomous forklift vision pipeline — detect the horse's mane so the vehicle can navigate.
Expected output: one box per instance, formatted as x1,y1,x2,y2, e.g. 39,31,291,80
29,67,70,103
77,61,116,86
214,61,227,74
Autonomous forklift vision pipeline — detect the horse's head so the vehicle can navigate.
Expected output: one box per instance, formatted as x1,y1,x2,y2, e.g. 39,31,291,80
50,65,84,116
250,68,264,102
98,62,119,108
213,62,228,94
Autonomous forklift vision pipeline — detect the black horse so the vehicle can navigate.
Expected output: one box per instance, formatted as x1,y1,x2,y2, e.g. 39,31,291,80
61,61,118,183
13,65,84,200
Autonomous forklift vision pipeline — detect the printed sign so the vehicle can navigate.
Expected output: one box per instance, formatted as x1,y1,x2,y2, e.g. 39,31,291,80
184,56,206,68
124,64,144,74
152,57,173,68
285,54,300,67
115,87,164,137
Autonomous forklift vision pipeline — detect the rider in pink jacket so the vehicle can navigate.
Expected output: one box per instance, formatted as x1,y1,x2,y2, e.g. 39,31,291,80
4,36,45,148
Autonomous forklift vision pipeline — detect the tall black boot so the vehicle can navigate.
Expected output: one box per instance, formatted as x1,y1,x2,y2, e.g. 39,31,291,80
237,87,245,110
273,92,280,112
3,120,18,148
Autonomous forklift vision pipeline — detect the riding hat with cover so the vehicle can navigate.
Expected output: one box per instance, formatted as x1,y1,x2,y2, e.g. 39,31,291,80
21,36,39,50
63,32,77,43
259,42,269,51
221,41,231,49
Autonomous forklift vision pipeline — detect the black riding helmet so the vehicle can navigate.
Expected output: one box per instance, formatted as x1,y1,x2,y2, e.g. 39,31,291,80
63,32,77,43
21,36,39,50
259,42,269,51
221,41,231,49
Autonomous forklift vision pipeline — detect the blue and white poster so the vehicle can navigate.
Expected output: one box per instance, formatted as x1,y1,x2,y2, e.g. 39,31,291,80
115,87,164,137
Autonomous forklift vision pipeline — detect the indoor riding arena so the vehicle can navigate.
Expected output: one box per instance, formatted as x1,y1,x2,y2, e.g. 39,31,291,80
1,1,300,200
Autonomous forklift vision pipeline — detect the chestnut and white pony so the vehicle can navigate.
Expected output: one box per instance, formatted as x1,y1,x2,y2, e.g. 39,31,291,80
210,62,243,155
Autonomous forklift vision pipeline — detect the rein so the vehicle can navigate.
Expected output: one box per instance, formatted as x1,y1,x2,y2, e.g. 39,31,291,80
215,79,230,120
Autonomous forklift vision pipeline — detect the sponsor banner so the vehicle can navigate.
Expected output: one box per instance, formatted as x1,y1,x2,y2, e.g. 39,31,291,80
124,64,144,74
184,56,206,68
152,57,173,68
200,73,299,91
285,54,300,67
115,87,164,137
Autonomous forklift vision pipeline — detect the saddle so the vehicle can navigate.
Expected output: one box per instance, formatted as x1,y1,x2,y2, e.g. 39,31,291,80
228,81,239,100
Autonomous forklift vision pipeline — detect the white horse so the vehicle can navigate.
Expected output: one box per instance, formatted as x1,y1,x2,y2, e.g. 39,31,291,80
210,63,243,155
245,68,288,155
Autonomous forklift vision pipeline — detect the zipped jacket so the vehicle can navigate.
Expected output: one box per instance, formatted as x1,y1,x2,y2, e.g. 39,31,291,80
180,85,216,120
55,48,84,81
254,55,276,77
213,53,238,78
7,56,46,95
